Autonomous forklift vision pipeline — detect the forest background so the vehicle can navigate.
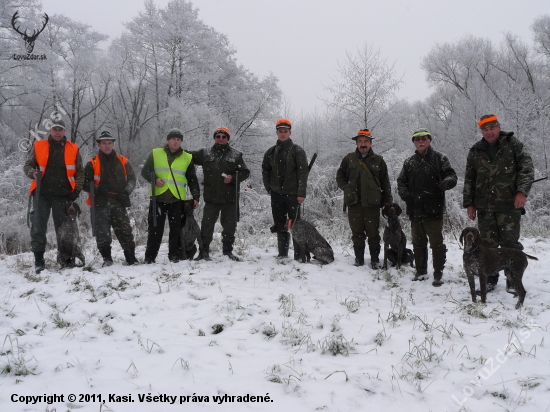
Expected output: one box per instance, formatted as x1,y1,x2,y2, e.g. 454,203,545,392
1,0,550,253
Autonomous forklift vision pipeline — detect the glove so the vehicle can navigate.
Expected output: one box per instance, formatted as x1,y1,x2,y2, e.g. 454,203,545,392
438,179,453,191
67,190,80,201
116,192,130,205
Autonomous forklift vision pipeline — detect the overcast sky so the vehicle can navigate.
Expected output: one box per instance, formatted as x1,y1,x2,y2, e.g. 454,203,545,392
40,0,549,114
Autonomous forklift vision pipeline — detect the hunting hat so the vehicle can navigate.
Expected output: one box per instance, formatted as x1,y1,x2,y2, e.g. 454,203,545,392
213,127,230,140
352,129,373,141
276,118,292,129
96,130,115,142
412,128,432,142
50,119,66,129
166,128,183,140
478,114,500,129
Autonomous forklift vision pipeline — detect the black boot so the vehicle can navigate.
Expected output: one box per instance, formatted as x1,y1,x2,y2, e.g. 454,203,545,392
413,247,427,281
34,251,45,274
195,243,210,261
369,244,381,269
99,247,113,267
353,246,365,267
124,248,138,265
277,232,290,258
432,245,446,287
223,242,241,262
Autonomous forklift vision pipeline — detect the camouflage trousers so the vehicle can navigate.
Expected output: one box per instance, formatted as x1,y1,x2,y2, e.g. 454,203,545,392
93,201,135,251
410,217,444,249
477,209,522,250
347,204,381,248
201,202,237,247
30,196,69,253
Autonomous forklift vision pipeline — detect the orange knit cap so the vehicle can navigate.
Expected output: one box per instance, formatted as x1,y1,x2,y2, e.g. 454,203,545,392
213,127,230,139
478,115,499,128
276,119,292,129
352,129,373,140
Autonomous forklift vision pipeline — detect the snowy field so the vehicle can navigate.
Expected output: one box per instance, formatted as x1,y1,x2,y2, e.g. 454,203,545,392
1,235,550,412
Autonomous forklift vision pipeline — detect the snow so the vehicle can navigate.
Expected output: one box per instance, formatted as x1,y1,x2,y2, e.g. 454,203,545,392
1,236,550,412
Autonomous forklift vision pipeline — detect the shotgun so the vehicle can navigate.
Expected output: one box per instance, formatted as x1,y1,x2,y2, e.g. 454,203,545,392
90,181,96,237
151,171,157,227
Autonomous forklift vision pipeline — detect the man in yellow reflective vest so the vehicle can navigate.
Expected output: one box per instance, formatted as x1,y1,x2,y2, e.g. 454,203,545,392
23,119,84,273
84,131,137,266
141,128,200,263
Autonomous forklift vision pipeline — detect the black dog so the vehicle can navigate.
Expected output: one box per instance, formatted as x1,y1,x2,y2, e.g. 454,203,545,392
460,227,537,309
381,203,414,269
180,200,209,261
290,218,334,265
57,202,85,268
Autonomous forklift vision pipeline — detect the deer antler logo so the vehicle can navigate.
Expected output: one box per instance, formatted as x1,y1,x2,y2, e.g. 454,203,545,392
11,11,49,54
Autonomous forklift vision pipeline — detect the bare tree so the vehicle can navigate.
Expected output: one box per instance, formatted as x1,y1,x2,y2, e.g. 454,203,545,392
322,43,403,131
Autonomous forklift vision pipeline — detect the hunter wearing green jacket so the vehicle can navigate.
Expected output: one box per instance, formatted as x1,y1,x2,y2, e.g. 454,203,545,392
463,114,534,294
262,119,309,259
397,129,457,286
336,129,392,269
189,127,250,261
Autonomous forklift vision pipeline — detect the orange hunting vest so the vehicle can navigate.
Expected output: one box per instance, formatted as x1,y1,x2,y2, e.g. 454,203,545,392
86,153,128,206
29,140,78,194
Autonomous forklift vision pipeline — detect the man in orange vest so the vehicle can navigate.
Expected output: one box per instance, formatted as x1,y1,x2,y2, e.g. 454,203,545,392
24,119,84,273
83,131,137,266
141,128,200,264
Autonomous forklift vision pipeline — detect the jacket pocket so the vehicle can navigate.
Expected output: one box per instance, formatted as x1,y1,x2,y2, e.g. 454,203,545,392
343,186,358,207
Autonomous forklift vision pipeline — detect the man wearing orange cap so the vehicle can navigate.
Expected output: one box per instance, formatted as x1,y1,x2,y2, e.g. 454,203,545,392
24,119,84,273
463,114,534,294
190,127,250,261
337,129,392,268
262,119,309,259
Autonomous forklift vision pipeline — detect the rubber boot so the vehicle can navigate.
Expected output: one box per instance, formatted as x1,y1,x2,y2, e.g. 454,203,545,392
195,243,210,261
223,241,241,262
99,247,113,267
353,246,365,267
369,244,381,269
123,248,138,265
413,247,427,281
277,232,290,258
432,245,446,287
34,251,45,274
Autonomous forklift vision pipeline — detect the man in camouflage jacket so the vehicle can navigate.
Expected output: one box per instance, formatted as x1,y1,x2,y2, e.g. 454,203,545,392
189,127,250,261
262,119,309,259
397,129,457,286
336,129,392,268
463,114,534,293
83,131,137,266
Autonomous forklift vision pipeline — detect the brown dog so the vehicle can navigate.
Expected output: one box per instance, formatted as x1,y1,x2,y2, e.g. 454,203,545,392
459,227,537,309
382,203,414,269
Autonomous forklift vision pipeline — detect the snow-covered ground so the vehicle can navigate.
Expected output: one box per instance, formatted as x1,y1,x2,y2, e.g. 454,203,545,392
1,235,549,412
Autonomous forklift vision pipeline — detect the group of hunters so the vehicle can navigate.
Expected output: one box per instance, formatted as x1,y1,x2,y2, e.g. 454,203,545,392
25,114,534,295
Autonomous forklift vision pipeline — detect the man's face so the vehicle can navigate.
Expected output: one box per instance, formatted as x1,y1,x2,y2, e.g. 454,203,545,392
481,124,501,145
168,137,182,152
98,140,115,155
356,136,372,155
276,128,291,142
214,133,229,146
50,126,65,141
413,135,431,155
